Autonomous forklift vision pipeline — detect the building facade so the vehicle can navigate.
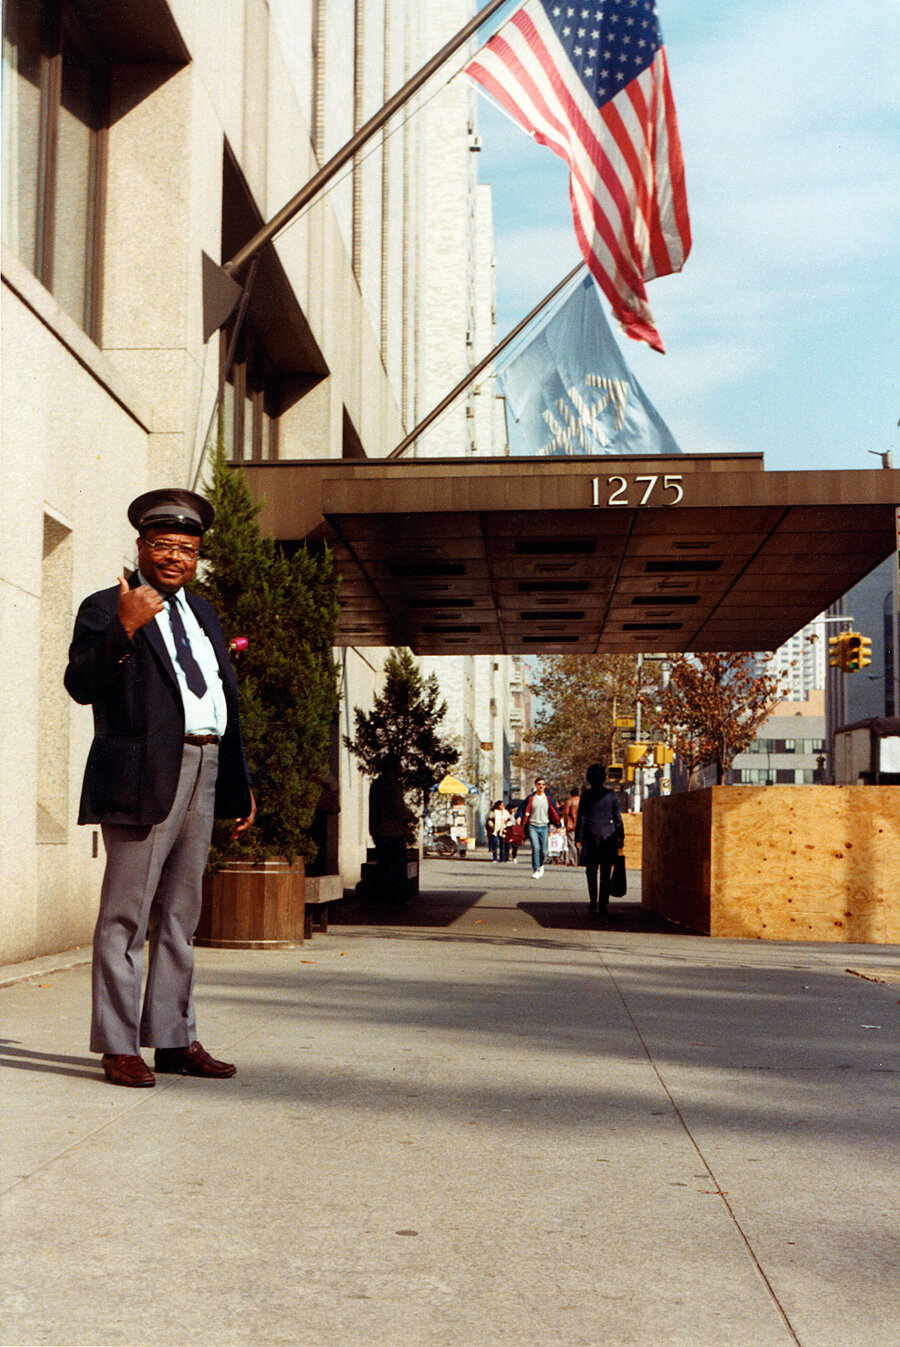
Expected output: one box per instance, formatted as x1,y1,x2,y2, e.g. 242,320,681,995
824,553,899,773
731,711,826,787
762,617,827,704
1,0,513,962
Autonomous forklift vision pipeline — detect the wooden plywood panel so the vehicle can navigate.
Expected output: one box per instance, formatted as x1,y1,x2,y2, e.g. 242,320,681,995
711,787,900,942
642,792,711,932
642,787,900,942
623,813,642,870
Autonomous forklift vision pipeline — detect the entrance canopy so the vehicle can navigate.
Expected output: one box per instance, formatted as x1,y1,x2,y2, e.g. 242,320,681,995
239,454,898,655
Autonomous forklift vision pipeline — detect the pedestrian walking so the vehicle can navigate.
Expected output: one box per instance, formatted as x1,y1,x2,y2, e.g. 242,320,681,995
522,777,560,878
562,785,580,865
64,489,256,1088
574,762,624,914
488,799,512,861
503,808,524,862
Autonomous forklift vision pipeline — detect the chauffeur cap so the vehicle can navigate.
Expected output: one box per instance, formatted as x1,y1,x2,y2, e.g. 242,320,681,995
127,488,215,535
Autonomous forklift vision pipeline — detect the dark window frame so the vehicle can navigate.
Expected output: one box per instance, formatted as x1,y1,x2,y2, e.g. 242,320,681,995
4,0,108,339
220,323,280,464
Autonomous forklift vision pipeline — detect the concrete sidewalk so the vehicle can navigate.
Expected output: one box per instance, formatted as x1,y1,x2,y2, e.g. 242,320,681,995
2,856,898,1346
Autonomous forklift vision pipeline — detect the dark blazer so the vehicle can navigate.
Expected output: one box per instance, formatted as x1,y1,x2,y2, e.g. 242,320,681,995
574,787,624,849
64,576,252,826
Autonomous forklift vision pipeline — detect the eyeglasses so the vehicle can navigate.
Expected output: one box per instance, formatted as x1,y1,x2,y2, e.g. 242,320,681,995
141,540,200,561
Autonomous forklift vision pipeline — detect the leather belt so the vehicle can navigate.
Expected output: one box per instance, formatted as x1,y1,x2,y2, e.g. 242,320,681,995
184,734,219,746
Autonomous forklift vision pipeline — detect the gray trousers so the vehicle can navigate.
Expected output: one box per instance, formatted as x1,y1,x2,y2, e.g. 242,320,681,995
90,743,218,1054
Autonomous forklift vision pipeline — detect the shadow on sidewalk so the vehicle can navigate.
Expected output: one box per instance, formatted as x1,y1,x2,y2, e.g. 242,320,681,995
332,886,485,930
332,890,684,942
0,1040,98,1080
517,899,681,936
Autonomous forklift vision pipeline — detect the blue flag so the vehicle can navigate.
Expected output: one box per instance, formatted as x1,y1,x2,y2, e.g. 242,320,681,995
498,274,681,457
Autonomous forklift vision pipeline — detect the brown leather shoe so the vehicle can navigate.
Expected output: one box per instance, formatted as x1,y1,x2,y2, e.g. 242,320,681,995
153,1040,236,1078
102,1054,155,1087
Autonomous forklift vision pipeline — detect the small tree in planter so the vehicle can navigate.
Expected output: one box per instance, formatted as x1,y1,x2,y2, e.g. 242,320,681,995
195,446,340,878
344,648,459,810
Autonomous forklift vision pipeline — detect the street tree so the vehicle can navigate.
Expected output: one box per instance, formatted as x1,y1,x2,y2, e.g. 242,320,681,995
650,653,785,786
344,648,459,808
517,654,640,796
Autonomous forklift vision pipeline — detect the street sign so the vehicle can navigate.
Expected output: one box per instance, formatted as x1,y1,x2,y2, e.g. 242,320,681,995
618,729,636,742
614,717,635,728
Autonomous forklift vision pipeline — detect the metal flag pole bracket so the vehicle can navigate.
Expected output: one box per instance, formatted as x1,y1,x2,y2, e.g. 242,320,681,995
202,251,243,344
192,255,261,491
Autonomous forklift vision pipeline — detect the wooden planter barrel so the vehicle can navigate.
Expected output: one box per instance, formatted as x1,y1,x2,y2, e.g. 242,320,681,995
195,858,305,949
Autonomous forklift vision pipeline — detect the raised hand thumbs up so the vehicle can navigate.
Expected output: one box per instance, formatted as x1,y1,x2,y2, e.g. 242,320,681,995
117,574,163,637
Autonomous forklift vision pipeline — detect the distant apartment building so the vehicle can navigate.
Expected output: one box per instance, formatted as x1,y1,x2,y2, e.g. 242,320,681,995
508,656,533,798
764,616,827,703
824,554,899,769
734,553,898,786
732,618,828,785
731,713,826,786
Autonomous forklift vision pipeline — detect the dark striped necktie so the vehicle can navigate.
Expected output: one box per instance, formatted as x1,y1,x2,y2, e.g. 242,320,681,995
165,595,208,698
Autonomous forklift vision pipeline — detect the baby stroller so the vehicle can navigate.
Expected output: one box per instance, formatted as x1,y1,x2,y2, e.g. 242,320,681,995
547,826,566,865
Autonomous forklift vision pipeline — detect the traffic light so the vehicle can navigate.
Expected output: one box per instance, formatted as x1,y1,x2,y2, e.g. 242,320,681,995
828,633,848,669
844,632,872,672
653,743,675,766
845,634,861,671
606,764,624,784
624,743,650,784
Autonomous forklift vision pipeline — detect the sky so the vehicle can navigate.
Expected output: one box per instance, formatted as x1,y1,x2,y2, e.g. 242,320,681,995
471,0,900,474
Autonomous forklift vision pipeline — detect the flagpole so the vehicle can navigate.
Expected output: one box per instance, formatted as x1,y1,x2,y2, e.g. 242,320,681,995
223,0,512,278
387,261,586,459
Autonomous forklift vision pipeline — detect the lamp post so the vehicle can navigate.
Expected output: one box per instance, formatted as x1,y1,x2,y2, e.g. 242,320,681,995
633,653,644,813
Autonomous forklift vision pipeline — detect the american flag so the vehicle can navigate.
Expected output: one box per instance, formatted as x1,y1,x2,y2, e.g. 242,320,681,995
466,0,690,352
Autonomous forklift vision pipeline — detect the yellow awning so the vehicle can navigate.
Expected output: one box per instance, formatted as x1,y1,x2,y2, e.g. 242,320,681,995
436,775,478,796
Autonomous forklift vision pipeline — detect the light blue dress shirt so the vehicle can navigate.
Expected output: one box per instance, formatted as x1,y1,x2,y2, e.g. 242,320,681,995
139,573,228,736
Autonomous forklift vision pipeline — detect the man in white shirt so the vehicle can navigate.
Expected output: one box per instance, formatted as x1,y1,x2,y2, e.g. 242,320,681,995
521,777,561,878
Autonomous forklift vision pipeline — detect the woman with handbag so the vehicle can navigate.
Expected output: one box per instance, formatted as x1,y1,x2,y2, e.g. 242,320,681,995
574,762,625,914
487,800,512,861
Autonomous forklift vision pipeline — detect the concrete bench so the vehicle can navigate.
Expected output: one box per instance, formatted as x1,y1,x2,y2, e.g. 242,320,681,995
303,874,343,938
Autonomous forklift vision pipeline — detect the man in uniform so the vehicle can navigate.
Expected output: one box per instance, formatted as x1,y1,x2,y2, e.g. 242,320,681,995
65,489,255,1087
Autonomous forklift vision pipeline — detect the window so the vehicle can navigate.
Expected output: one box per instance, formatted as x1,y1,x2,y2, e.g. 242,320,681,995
2,0,107,338
220,324,279,463
736,769,773,786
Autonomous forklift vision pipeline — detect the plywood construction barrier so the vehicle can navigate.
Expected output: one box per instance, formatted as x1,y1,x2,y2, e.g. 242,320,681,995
642,786,900,942
622,813,642,870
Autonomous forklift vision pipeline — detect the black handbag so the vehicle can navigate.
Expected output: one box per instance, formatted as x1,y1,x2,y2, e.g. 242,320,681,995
609,851,627,898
